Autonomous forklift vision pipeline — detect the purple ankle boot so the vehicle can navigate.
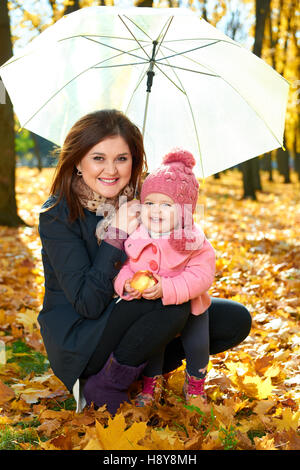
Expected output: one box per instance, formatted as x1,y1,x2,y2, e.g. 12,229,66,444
83,353,147,415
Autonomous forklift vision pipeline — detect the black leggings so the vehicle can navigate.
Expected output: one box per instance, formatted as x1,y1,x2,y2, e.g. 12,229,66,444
81,298,190,378
81,297,251,379
143,310,210,378
162,297,252,374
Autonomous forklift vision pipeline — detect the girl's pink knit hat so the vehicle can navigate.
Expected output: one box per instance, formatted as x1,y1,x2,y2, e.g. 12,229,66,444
141,147,199,213
140,148,202,252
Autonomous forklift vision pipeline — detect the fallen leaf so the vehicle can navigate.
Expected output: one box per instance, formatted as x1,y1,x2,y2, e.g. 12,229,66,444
0,380,15,404
94,414,148,450
273,408,300,432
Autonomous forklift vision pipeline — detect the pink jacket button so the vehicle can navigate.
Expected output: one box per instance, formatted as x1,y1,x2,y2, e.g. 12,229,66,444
149,260,158,271
152,245,157,254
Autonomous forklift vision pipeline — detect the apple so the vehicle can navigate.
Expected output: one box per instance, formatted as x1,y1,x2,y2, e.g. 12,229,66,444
130,270,158,293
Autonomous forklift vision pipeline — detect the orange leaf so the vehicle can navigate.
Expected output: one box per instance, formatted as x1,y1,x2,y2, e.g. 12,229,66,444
0,380,15,404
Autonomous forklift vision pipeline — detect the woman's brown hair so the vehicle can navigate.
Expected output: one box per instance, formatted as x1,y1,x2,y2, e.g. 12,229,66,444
44,109,148,223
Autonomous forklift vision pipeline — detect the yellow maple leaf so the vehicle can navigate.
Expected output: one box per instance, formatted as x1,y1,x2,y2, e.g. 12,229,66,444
145,426,184,450
94,414,147,450
264,364,282,379
273,408,300,432
83,437,103,450
242,375,273,400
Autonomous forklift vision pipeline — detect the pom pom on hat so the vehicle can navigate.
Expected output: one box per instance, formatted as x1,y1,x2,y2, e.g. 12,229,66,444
162,148,196,169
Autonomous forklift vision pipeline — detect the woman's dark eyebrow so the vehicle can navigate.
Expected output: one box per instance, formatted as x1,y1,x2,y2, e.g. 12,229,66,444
90,152,129,156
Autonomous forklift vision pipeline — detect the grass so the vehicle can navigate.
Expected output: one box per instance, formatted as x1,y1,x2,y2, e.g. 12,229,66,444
6,340,50,378
0,426,40,450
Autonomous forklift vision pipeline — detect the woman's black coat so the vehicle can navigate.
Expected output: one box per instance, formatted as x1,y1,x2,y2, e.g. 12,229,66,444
38,195,127,392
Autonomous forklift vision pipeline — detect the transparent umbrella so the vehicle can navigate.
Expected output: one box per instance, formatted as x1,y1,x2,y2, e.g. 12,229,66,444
0,6,290,179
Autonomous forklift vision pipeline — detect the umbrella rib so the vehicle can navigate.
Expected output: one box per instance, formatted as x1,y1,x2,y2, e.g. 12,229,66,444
160,45,284,148
78,34,147,61
155,40,222,62
154,53,205,179
93,61,148,69
157,62,220,77
125,67,149,116
0,35,151,70
19,47,145,130
58,34,151,43
153,63,186,94
154,16,174,59
118,15,151,60
122,15,153,41
160,37,240,45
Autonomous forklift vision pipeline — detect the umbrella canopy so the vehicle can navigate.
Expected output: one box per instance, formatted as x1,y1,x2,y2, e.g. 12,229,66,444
0,6,289,178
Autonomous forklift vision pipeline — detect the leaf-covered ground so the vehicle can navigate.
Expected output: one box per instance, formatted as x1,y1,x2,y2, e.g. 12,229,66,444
0,167,299,450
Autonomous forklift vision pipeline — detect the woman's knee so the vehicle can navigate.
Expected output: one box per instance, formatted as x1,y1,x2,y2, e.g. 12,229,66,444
231,302,252,338
208,298,252,354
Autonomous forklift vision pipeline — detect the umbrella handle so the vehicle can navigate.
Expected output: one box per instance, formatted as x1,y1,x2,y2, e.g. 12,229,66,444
146,40,158,93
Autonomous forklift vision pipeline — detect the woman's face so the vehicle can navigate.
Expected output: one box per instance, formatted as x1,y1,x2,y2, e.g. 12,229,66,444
77,135,132,198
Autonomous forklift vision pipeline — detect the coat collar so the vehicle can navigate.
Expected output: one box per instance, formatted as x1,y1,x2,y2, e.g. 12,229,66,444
124,223,204,265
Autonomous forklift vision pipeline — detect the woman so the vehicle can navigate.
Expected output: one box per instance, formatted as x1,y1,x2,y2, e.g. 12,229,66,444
38,109,251,414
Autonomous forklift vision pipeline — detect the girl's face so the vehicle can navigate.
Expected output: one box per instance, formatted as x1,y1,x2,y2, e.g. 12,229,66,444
141,193,179,234
76,135,132,198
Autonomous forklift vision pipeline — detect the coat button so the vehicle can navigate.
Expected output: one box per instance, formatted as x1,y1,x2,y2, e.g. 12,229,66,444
114,260,123,270
149,260,158,271
152,245,157,254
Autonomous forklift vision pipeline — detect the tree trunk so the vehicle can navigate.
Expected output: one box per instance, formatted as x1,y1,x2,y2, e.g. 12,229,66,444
137,0,154,7
0,1,26,226
262,151,273,181
64,0,80,15
31,133,42,172
276,147,291,183
241,159,257,200
294,153,300,182
240,0,271,200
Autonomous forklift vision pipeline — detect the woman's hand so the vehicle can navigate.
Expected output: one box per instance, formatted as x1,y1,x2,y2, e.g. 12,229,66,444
124,278,142,300
110,200,141,235
142,274,163,300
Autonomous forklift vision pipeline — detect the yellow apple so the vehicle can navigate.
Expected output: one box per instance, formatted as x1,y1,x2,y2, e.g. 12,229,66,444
130,270,158,293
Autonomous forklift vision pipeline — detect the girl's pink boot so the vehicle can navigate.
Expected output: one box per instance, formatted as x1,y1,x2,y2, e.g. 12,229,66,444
183,371,207,404
135,375,163,407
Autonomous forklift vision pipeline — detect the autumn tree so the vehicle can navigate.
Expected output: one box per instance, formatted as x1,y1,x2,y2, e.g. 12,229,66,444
238,0,270,200
0,1,26,226
264,0,299,182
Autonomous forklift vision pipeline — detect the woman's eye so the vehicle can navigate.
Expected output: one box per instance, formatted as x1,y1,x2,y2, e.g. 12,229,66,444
117,156,128,162
145,202,153,206
93,156,104,161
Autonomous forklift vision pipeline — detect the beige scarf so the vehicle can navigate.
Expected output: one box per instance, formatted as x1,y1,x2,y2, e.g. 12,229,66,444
72,175,134,244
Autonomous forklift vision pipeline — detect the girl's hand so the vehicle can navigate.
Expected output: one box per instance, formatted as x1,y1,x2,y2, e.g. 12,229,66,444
142,274,163,300
124,278,142,300
110,200,141,235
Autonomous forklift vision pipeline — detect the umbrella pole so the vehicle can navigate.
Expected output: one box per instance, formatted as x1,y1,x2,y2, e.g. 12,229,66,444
134,41,158,198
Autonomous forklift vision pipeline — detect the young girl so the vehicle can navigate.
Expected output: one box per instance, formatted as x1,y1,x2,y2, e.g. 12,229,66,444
114,148,216,406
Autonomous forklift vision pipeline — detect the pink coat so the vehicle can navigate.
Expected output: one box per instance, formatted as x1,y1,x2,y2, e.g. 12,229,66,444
114,224,216,315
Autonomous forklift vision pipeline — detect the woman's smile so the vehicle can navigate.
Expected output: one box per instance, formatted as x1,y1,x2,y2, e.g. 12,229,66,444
98,177,119,186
